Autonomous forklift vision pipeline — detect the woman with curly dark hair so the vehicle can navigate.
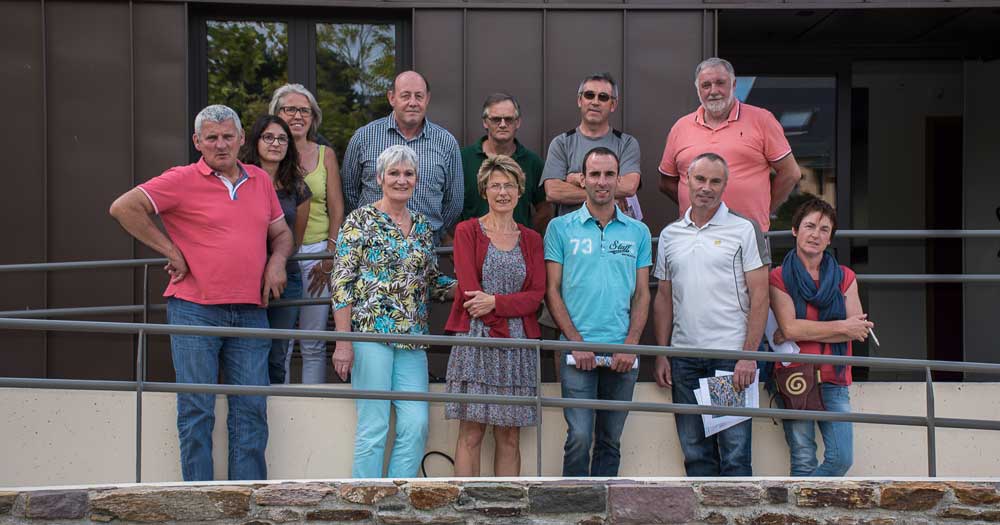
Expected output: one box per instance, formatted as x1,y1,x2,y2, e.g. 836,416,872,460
770,197,872,476
240,115,312,384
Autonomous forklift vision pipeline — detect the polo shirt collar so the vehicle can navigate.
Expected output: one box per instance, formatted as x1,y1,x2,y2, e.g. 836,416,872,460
196,157,253,179
574,201,624,226
389,111,428,139
695,101,741,128
682,201,730,227
474,135,526,160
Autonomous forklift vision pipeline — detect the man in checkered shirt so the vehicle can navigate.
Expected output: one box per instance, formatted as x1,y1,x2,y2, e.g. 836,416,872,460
341,70,464,245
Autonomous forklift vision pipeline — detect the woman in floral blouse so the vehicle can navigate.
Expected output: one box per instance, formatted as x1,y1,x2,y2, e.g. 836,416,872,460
330,144,455,478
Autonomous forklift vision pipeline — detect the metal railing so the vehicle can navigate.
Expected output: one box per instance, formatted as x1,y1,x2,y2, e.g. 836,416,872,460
1,229,1000,482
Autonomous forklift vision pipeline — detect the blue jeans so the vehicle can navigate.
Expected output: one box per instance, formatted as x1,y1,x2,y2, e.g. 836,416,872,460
671,357,753,476
167,298,269,481
266,272,303,385
351,341,429,478
560,353,639,477
781,383,853,476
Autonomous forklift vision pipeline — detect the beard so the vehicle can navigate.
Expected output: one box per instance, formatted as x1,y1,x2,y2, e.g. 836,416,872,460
702,93,734,117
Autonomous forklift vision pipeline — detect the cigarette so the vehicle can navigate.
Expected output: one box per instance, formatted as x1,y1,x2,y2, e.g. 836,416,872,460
869,327,880,347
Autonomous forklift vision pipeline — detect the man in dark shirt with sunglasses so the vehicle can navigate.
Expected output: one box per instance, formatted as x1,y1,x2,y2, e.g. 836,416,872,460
541,72,642,218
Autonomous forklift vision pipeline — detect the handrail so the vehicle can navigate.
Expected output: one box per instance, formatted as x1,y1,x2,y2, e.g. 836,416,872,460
2,317,999,374
1,229,998,273
4,269,1000,320
1,316,1000,483
2,228,1000,482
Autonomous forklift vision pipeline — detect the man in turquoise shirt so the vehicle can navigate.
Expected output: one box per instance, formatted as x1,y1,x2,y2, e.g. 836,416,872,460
544,146,651,477
460,93,551,232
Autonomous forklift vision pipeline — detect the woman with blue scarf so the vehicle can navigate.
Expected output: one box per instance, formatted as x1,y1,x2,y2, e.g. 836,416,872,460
769,198,873,476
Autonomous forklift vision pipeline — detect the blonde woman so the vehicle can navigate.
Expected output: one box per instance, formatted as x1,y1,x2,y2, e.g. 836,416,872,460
270,84,344,383
444,155,546,476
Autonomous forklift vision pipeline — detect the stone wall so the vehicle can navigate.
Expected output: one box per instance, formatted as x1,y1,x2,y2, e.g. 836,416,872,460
2,479,1000,524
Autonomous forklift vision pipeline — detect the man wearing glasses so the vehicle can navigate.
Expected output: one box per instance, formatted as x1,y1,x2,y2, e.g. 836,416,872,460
459,93,551,232
341,70,463,245
541,72,642,219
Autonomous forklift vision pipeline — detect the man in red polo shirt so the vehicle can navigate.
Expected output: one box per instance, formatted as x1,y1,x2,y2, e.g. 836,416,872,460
110,104,292,481
658,57,801,232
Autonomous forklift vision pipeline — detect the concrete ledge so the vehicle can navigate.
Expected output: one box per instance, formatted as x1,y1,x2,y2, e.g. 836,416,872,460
2,479,1000,524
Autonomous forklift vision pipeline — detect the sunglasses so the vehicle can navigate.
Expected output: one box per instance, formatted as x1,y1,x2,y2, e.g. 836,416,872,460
581,91,614,102
485,116,517,125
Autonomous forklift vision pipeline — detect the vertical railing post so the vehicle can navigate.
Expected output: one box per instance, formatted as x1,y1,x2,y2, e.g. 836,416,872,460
142,264,150,380
535,342,543,476
925,366,937,477
135,329,145,483
135,263,151,483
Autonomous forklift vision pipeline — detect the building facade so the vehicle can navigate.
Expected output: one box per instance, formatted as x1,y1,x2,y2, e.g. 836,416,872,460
1,0,998,382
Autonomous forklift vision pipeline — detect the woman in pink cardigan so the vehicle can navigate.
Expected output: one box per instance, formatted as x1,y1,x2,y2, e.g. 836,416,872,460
444,155,546,477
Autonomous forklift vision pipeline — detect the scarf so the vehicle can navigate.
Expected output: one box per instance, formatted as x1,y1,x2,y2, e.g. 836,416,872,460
781,249,847,374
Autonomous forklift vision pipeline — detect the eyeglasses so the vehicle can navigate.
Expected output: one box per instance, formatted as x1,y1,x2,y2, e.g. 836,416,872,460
485,116,517,125
260,133,289,146
279,106,312,117
580,91,614,102
486,182,518,193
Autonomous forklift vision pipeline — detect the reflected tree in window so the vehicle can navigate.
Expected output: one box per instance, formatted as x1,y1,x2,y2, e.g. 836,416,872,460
207,21,288,133
316,23,395,158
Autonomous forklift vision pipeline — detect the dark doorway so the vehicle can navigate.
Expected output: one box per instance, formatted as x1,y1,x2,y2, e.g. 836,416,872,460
925,116,964,381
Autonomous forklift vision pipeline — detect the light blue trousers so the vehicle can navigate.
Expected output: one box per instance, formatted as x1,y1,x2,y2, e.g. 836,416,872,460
351,341,429,478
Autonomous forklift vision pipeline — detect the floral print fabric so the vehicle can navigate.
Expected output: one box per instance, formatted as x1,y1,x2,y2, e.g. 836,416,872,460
332,204,455,350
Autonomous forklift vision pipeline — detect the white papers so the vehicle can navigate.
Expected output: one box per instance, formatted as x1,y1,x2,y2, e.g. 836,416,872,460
566,354,639,369
766,309,800,366
693,370,760,437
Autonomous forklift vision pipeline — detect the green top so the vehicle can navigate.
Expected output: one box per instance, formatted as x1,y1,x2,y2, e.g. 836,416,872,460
460,136,545,230
302,145,330,244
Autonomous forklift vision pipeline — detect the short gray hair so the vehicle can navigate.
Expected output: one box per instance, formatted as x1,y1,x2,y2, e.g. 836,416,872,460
577,72,619,99
481,93,521,119
687,152,730,179
376,145,419,182
269,84,323,141
694,57,736,85
194,105,242,137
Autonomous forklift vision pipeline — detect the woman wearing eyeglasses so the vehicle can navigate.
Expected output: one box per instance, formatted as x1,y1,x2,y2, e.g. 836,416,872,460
269,84,345,384
444,155,546,476
239,115,312,385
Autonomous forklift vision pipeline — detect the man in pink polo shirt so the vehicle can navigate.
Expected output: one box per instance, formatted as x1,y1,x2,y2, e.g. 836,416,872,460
110,104,292,481
658,57,801,232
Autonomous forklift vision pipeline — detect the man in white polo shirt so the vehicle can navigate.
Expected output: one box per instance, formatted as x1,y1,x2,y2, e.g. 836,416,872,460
651,152,769,476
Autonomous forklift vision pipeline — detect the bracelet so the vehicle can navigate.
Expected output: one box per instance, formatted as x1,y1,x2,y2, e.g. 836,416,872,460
327,237,336,244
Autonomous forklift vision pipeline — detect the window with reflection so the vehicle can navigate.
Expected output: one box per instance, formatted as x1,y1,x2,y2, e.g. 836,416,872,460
195,11,404,163
206,21,288,131
736,76,837,231
315,23,396,159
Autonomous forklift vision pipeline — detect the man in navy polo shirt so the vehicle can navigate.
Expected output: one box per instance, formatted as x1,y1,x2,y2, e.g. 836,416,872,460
544,146,651,477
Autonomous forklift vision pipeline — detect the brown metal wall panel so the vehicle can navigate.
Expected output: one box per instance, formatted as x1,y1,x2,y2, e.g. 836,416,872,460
0,0,47,376
413,9,464,140
464,10,544,153
133,1,189,382
543,11,624,156
624,10,705,235
45,1,135,379
413,9,464,375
